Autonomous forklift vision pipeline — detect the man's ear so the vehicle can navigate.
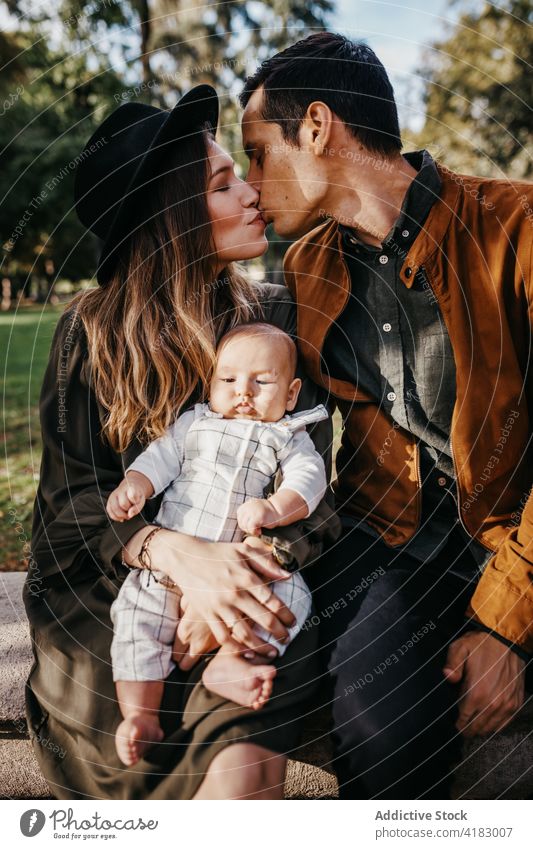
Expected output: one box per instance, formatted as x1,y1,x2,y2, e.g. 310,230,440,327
303,101,334,155
285,377,302,412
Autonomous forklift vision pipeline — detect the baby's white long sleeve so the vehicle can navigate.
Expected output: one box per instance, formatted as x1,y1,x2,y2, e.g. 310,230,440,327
125,408,196,498
277,428,327,516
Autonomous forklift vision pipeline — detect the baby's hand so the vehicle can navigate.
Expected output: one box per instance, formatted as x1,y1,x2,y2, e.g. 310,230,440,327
237,498,279,537
106,473,150,522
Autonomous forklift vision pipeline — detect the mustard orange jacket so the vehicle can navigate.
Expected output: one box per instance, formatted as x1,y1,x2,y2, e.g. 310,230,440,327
284,163,533,651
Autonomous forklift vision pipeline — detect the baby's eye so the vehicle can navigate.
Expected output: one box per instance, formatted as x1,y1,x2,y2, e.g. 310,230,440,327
221,377,235,383
256,379,272,385
215,186,230,192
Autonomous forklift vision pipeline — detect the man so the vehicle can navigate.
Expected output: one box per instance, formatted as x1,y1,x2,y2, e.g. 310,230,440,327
240,31,533,798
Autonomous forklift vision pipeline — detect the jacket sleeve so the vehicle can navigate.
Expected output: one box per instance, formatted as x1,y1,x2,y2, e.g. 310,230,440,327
30,307,162,586
465,237,533,654
257,283,342,568
465,486,533,654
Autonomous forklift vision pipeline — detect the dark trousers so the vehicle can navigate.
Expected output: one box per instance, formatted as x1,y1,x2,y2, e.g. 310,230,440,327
306,524,504,799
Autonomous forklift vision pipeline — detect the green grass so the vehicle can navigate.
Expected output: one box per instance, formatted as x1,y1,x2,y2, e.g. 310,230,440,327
1,305,64,570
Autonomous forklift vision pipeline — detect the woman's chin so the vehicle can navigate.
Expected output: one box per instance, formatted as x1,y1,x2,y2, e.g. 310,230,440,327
223,237,269,262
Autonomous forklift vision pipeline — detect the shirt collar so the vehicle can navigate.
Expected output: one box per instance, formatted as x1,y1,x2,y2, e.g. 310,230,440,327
391,149,442,245
339,149,442,252
204,403,223,418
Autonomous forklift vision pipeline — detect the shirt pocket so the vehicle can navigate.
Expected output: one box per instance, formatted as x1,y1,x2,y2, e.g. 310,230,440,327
422,333,456,434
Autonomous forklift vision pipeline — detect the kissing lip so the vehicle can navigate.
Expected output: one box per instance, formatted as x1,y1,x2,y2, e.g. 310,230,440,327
235,403,254,414
247,212,265,226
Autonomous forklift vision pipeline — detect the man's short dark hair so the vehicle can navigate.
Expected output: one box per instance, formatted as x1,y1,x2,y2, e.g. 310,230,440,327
240,32,402,158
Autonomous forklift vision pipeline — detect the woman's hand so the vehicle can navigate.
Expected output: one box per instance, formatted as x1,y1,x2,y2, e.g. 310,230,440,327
173,594,280,671
146,529,296,650
172,615,218,670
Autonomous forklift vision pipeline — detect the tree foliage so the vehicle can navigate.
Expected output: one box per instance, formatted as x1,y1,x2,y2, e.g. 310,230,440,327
0,0,332,288
414,0,532,178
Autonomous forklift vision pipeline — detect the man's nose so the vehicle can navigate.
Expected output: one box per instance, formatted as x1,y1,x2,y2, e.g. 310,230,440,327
241,179,260,208
245,161,262,191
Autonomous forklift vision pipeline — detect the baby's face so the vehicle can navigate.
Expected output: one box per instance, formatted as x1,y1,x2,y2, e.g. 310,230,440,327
209,334,301,422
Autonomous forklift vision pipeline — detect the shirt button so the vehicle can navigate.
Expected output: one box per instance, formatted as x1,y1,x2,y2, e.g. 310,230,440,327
438,476,447,486
383,322,392,332
379,255,388,265
387,391,396,402
402,229,410,238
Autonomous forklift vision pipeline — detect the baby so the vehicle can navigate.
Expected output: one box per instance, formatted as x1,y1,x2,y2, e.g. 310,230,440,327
106,322,328,766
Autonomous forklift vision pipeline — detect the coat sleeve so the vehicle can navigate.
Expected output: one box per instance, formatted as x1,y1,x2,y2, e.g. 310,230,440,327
465,233,533,653
30,306,162,586
465,476,533,655
256,284,342,568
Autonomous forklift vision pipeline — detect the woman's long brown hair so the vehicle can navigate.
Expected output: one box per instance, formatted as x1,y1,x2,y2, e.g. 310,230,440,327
71,126,262,453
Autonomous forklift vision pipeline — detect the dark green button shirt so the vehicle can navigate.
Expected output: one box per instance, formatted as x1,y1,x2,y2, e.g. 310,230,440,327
322,150,491,575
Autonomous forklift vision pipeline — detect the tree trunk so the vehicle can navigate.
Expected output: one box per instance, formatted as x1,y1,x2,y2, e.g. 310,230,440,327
138,0,152,83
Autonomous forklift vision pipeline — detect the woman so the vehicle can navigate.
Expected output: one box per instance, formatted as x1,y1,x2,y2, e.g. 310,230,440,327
24,85,338,799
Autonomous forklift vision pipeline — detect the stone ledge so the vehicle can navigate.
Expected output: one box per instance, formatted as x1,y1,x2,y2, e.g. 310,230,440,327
0,739,52,799
0,573,34,735
2,572,532,800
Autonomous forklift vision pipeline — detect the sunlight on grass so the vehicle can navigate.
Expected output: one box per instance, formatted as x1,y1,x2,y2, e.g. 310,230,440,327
1,306,64,569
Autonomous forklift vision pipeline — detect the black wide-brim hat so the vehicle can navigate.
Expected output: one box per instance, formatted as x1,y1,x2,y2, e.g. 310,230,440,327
74,84,219,286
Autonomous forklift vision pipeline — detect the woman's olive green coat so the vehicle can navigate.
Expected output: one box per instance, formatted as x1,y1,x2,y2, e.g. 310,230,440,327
24,284,340,799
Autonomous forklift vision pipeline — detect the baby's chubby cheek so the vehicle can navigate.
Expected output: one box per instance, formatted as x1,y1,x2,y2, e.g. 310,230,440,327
261,397,288,422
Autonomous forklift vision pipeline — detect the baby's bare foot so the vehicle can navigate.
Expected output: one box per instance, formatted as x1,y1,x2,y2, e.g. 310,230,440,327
115,713,164,766
203,652,277,710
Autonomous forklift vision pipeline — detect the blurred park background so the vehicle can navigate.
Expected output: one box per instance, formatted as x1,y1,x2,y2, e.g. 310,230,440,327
0,0,531,569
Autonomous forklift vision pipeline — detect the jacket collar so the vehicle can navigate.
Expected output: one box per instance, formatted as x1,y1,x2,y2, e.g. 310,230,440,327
398,162,461,287
333,160,460,289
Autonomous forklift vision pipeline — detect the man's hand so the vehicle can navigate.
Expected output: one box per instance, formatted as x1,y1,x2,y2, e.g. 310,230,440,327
443,631,526,737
